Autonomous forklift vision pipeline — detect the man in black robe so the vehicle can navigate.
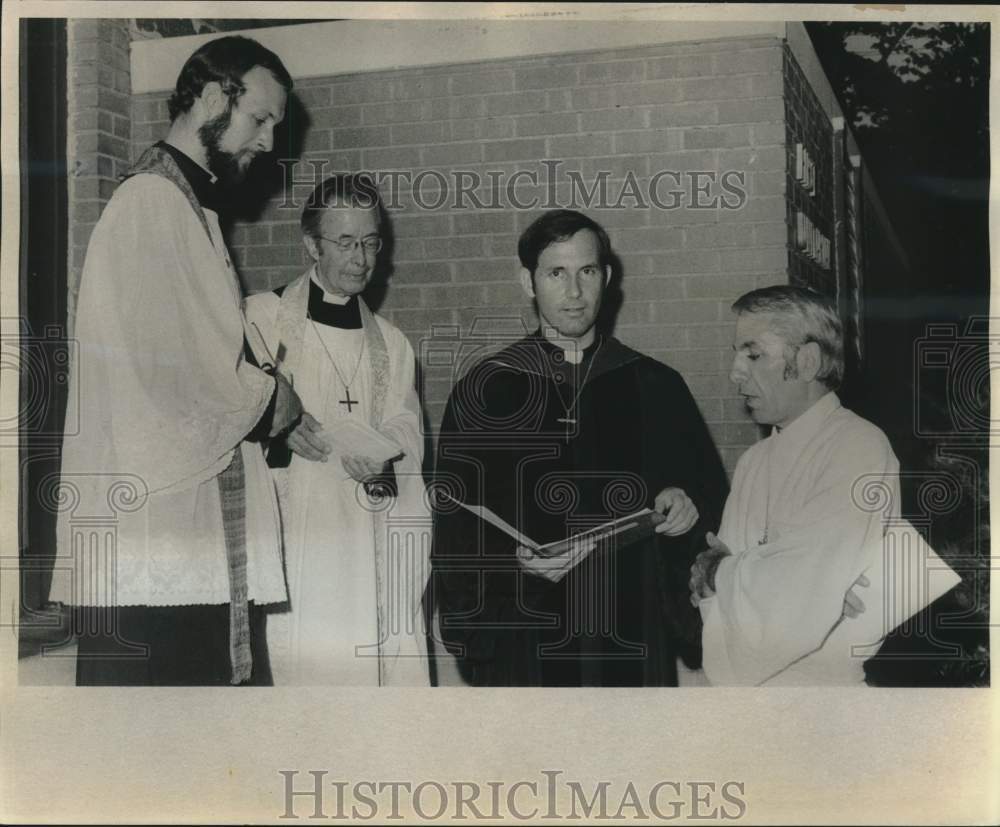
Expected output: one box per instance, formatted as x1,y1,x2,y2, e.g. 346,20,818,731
431,209,729,686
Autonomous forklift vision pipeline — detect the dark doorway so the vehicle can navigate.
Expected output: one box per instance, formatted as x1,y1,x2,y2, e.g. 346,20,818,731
18,19,69,620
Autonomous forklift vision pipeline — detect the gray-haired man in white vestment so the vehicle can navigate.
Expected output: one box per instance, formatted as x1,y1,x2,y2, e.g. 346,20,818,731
245,174,431,685
690,285,958,685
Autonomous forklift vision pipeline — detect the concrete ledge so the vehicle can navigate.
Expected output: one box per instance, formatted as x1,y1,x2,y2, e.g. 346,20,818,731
132,19,786,93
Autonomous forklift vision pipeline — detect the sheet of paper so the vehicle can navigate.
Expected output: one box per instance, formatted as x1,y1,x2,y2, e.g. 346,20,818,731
438,493,540,550
320,418,402,463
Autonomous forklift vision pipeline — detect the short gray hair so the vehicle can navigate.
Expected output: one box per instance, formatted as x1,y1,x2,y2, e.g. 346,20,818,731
732,284,845,390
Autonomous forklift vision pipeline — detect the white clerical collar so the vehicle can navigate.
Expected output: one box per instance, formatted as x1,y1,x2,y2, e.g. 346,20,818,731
310,268,352,305
771,391,841,449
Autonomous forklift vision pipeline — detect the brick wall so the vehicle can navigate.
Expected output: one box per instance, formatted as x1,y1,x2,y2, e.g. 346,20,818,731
66,18,132,337
128,35,790,473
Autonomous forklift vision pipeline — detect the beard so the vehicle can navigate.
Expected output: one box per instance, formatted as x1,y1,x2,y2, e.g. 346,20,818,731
198,102,253,187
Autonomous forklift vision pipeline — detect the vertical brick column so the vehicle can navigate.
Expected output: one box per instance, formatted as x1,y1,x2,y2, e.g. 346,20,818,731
66,18,131,336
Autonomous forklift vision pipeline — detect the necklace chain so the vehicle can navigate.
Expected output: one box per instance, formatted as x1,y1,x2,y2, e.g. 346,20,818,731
309,316,366,393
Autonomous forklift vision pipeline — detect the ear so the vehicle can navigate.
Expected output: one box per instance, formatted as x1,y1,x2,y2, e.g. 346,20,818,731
303,234,320,263
519,267,535,299
198,81,227,119
603,264,611,287
797,341,822,382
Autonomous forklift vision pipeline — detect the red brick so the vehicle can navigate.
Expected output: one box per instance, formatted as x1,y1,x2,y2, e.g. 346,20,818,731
451,117,515,141
581,108,648,133
425,236,484,260
515,65,579,90
390,121,449,145
688,324,738,349
750,73,784,98
647,54,714,80
685,273,762,300
716,97,784,125
363,146,422,170
571,87,616,111
387,305,457,328
452,212,516,236
751,122,786,146
663,348,725,374
713,48,783,76
73,200,104,223
392,262,454,285
452,96,487,119
310,105,363,129
451,70,515,95
614,130,683,155
295,85,332,107
619,82,684,106
243,245,306,267
684,125,752,150
617,277,685,302
580,60,645,84
423,284,488,308
547,134,614,158
454,259,519,283
423,142,483,166
393,75,450,100
332,78,393,105
718,247,787,273
112,116,130,140
302,129,332,154
515,112,579,137
391,214,452,239
716,195,785,223
363,100,423,125
483,138,547,163
617,325,689,352
486,91,548,116
681,76,752,102
332,126,391,149
684,223,756,249
610,227,685,252
97,88,129,117
753,222,789,245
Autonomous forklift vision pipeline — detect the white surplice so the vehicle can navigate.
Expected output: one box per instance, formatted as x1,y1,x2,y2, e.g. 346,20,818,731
245,271,431,685
52,173,285,608
700,392,960,686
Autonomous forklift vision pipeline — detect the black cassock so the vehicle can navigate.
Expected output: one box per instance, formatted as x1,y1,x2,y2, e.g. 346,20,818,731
431,332,729,686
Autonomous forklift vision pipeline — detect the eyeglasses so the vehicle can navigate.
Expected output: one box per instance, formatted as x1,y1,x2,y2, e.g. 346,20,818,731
316,235,383,254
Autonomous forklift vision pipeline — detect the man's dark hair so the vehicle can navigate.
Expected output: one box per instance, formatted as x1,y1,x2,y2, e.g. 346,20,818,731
300,173,384,239
167,35,293,122
517,209,612,276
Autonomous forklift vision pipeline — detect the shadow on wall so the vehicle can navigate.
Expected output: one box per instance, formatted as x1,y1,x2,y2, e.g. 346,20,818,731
221,89,311,225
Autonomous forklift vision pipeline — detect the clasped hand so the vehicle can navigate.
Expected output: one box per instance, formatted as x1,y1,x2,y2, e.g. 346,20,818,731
686,531,872,622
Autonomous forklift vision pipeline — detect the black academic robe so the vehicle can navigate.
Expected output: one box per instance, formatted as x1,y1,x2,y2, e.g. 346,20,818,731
431,333,729,686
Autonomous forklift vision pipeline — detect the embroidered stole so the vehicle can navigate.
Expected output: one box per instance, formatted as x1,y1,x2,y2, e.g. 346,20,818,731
275,273,393,683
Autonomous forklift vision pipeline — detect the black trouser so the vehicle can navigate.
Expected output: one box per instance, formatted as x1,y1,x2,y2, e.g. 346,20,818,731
74,603,271,686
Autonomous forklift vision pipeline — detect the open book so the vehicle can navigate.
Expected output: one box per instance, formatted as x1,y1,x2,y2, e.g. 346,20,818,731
439,493,666,557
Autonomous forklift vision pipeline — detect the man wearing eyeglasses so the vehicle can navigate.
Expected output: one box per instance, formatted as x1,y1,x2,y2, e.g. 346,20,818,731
244,174,430,685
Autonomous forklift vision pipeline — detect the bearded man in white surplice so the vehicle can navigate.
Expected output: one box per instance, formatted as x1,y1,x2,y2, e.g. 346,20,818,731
244,174,430,685
690,286,959,686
